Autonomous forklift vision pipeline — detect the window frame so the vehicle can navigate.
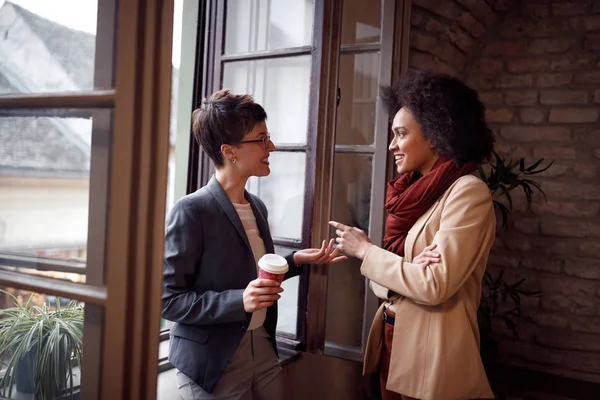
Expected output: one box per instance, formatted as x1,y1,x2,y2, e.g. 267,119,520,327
0,0,176,398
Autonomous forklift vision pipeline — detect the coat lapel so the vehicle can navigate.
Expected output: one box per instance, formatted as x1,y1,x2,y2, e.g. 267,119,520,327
405,199,441,261
207,176,251,250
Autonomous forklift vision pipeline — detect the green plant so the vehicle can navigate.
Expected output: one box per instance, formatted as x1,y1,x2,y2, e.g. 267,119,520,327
479,150,554,228
477,151,552,364
0,290,84,399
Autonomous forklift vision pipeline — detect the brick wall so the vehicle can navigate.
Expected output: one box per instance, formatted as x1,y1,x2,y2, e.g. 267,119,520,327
409,0,600,385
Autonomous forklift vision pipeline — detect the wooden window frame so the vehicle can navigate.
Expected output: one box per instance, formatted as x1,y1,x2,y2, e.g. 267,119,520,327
0,0,176,398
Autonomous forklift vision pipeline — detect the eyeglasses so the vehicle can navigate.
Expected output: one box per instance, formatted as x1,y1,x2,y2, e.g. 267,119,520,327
240,134,271,150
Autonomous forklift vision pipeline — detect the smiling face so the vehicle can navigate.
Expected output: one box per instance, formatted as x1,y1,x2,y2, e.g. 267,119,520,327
389,107,439,175
232,120,276,178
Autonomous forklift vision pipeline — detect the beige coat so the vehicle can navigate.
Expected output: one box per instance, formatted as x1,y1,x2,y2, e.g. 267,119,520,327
361,174,496,400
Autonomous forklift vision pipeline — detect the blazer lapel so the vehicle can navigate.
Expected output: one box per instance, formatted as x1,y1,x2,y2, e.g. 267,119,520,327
405,199,441,261
207,176,251,250
247,195,275,254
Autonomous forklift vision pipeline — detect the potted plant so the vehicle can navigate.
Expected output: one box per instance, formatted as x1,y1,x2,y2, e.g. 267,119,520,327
0,289,84,399
477,151,552,365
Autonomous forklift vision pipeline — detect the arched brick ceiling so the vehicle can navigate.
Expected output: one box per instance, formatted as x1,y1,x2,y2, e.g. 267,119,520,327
409,0,521,76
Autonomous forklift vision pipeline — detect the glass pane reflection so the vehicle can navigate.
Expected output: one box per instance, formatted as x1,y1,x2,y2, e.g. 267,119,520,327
225,0,315,54
325,153,372,347
246,152,306,241
341,0,381,44
335,52,380,146
222,56,311,145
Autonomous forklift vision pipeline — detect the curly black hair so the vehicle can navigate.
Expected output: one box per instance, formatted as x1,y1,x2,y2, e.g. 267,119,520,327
380,70,495,166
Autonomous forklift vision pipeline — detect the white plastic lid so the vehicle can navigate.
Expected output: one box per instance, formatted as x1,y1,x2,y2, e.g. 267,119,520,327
258,253,289,274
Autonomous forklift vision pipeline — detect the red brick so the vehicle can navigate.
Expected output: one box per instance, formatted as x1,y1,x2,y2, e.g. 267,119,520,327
520,255,563,274
595,0,600,13
552,1,590,16
536,73,573,88
595,90,600,103
500,18,530,39
574,71,600,84
537,163,569,178
506,58,548,73
466,75,495,90
484,40,527,56
532,201,600,218
505,90,538,105
575,16,600,30
411,9,424,26
494,0,514,12
455,0,497,25
487,253,520,268
446,24,476,53
520,108,545,123
541,220,600,238
537,331,600,352
574,128,600,146
496,74,533,89
540,90,588,105
478,58,503,74
533,146,577,160
543,182,600,200
494,143,532,159
486,108,514,122
531,312,569,330
457,11,486,37
573,163,598,179
581,240,600,257
541,294,597,316
595,149,600,159
501,126,571,142
585,33,600,50
570,315,600,335
413,0,461,20
521,4,550,18
411,33,466,71
564,259,600,279
550,57,590,71
528,38,576,54
409,51,458,76
513,218,540,234
549,108,599,123
479,91,503,104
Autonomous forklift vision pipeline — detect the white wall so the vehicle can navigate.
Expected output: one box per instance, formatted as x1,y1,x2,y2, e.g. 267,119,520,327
0,176,88,251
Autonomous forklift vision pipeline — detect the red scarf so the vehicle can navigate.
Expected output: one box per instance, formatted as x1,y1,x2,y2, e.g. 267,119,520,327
383,157,478,256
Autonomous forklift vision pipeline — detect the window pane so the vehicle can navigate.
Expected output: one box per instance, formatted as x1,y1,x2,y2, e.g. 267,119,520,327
0,0,98,94
274,245,299,337
341,0,381,44
326,153,372,346
225,0,314,54
222,56,311,145
0,109,111,282
336,52,380,146
246,152,305,241
0,286,86,399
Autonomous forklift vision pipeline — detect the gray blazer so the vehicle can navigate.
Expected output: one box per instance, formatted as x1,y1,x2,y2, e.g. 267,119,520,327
162,176,301,393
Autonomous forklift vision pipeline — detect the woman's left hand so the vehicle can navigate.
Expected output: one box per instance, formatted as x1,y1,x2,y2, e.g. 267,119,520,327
329,221,373,260
293,238,348,265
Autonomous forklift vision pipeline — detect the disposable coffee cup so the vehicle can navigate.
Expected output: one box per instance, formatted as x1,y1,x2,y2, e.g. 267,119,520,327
258,254,289,285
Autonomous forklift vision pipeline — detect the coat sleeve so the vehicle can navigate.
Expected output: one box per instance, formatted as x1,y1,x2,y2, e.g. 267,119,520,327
360,179,496,306
162,198,250,325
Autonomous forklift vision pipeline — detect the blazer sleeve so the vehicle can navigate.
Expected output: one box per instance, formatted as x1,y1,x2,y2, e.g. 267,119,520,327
162,198,249,325
360,179,496,306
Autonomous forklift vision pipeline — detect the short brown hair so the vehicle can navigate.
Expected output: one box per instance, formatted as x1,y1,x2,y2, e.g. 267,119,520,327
191,89,267,168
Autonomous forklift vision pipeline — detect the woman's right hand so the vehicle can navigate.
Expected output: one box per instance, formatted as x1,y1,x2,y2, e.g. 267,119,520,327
412,243,441,266
243,279,283,313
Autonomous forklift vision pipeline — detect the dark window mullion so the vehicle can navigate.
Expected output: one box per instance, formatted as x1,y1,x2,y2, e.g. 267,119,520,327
340,43,380,54
221,45,313,62
0,90,116,109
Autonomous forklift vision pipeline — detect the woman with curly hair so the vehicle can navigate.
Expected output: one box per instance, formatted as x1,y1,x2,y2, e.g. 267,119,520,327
331,70,496,400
